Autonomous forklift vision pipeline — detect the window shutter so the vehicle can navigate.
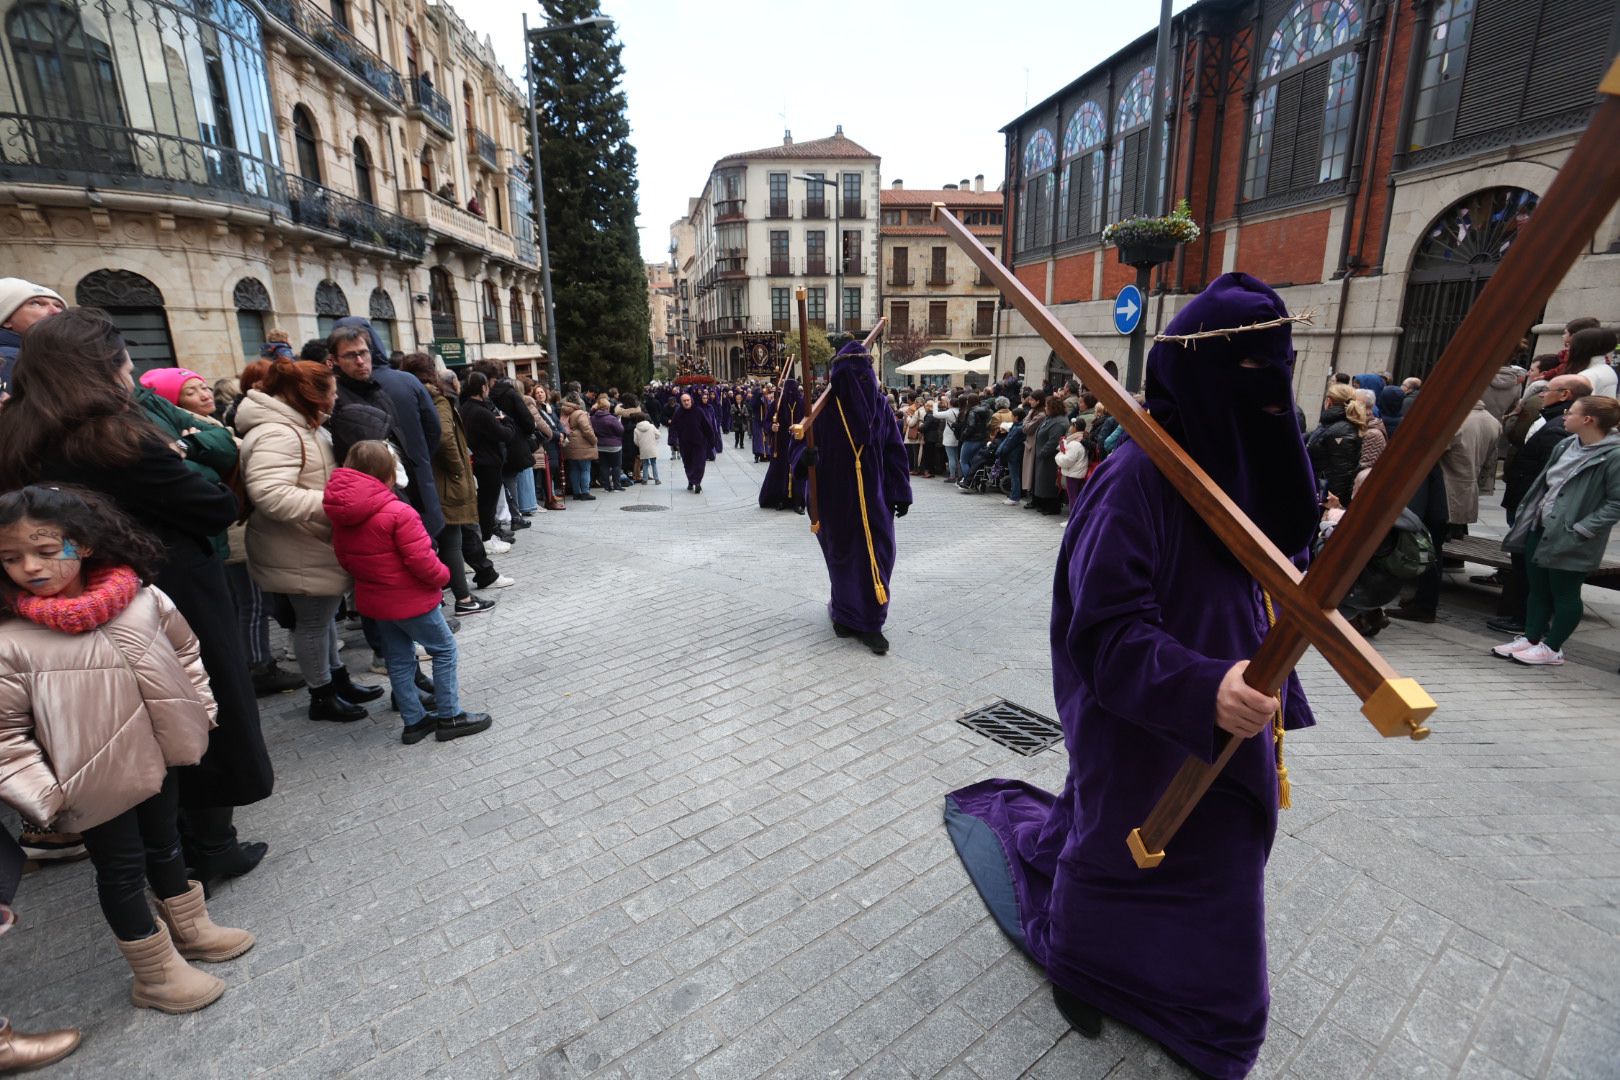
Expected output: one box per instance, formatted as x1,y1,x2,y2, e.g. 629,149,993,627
1288,63,1330,189
1119,131,1146,218
1453,0,1533,137
1267,70,1305,197
1522,0,1615,120
1065,159,1082,236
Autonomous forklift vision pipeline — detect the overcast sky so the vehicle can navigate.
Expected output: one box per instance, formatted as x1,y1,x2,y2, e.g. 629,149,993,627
456,0,1201,261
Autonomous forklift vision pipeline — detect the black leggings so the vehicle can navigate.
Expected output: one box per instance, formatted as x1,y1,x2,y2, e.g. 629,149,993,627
473,463,504,540
734,426,746,449
81,769,189,940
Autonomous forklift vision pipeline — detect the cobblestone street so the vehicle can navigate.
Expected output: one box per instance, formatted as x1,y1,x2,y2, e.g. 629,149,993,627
4,445,1619,1079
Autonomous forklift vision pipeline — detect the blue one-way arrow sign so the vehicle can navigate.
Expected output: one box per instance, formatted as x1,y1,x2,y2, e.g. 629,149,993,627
1113,283,1144,336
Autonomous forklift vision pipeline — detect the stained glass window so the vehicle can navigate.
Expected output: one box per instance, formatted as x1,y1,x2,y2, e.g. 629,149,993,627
1412,187,1537,275
1409,0,1474,152
1244,0,1364,200
1023,128,1056,176
1115,68,1155,132
1063,101,1106,158
1260,0,1363,78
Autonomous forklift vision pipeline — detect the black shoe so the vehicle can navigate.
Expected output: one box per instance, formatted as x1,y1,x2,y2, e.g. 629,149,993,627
436,711,493,741
309,683,367,722
575,493,596,501
858,630,889,655
1052,986,1103,1039
511,517,532,530
414,669,435,695
190,840,268,888
402,719,437,745
1486,615,1525,634
18,827,89,862
1387,604,1437,624
251,662,303,697
1470,572,1502,587
330,667,385,704
832,621,857,639
794,506,806,515
694,484,701,493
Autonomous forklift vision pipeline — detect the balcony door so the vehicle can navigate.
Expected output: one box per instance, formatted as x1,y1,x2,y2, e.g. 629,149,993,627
7,0,133,170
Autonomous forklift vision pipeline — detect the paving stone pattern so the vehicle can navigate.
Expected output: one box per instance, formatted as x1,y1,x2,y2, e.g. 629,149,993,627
3,446,1618,1079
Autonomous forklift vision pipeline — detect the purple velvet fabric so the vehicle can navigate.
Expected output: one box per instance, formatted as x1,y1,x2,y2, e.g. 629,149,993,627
946,274,1319,1079
759,380,806,509
667,399,715,487
811,344,911,631
749,391,769,457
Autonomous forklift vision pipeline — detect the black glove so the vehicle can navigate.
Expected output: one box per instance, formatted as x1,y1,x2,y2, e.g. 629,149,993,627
892,502,909,518
801,447,819,468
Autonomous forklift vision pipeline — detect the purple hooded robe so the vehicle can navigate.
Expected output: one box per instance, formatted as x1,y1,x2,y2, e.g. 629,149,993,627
945,274,1320,1080
749,390,770,457
812,343,912,631
701,390,723,457
667,397,716,487
759,379,807,509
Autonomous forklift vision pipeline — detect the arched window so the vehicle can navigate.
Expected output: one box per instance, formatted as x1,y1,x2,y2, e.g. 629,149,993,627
1243,0,1364,201
429,267,458,340
353,137,373,204
75,270,174,372
1020,127,1056,250
369,287,396,355
481,280,501,343
233,277,272,362
1060,100,1107,239
1107,67,1157,222
293,104,320,182
8,0,130,170
1408,0,1474,153
532,293,545,346
314,278,349,338
509,287,525,344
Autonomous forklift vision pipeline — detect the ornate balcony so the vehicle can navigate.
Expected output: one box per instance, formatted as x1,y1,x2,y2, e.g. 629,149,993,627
715,255,748,279
0,113,286,216
260,0,404,108
287,175,424,258
470,127,499,172
714,198,746,221
410,78,453,136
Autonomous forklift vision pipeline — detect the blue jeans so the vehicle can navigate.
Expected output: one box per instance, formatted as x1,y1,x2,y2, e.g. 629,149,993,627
642,456,660,482
567,459,592,497
374,608,459,727
944,444,960,480
514,467,538,513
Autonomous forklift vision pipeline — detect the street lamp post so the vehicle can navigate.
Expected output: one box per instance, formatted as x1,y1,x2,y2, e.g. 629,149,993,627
524,13,614,394
794,174,840,335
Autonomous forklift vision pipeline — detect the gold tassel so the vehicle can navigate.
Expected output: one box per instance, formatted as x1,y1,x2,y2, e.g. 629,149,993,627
1262,590,1292,810
875,581,889,605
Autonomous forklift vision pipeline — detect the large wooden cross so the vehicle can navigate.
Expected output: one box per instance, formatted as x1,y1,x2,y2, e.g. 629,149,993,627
935,56,1620,869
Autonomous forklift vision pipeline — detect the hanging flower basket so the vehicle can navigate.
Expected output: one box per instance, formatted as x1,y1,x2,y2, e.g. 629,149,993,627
1103,198,1199,269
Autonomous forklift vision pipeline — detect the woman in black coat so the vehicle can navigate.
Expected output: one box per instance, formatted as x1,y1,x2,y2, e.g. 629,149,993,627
459,372,511,542
0,309,272,886
1307,383,1365,506
1028,395,1071,515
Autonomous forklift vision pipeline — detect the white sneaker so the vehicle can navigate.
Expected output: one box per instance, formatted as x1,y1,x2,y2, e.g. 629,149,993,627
487,538,512,555
1003,498,1018,505
1511,642,1564,666
369,655,388,674
486,574,516,589
1490,636,1534,658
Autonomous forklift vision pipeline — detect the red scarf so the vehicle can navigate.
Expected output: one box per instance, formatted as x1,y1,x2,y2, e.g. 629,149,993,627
11,565,141,634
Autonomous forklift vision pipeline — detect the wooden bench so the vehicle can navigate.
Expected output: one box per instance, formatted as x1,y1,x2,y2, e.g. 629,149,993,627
1442,534,1620,592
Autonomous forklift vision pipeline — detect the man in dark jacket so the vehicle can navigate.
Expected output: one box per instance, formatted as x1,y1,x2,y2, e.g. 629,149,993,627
331,317,445,539
0,278,64,400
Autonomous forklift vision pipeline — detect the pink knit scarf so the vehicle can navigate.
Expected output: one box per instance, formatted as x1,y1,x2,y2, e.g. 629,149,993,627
11,565,141,634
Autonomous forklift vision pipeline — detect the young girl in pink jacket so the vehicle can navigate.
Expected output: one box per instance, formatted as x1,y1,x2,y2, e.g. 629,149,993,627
322,442,492,745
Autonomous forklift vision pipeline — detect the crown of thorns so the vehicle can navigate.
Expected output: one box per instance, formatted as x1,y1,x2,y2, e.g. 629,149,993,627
1153,309,1316,346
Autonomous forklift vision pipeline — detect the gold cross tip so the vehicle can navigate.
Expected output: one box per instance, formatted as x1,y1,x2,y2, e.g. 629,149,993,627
1360,677,1436,740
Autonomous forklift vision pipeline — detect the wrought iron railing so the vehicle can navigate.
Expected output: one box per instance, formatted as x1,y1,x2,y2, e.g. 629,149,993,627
806,258,828,275
715,198,746,219
0,114,286,214
804,201,827,219
715,256,748,277
515,235,538,266
431,312,458,340
260,0,404,105
889,270,913,287
470,128,499,171
411,78,453,133
286,175,425,258
767,200,790,219
769,259,790,276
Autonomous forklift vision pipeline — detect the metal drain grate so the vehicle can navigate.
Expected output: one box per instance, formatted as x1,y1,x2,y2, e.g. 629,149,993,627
620,504,671,512
958,700,1064,756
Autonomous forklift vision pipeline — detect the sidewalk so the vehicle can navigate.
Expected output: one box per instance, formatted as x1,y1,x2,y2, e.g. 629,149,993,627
1,445,1616,1078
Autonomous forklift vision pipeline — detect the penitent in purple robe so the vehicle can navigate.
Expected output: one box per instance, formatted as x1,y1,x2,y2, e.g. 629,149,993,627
749,392,769,458
759,379,806,509
812,344,911,631
945,274,1321,1080
667,398,716,488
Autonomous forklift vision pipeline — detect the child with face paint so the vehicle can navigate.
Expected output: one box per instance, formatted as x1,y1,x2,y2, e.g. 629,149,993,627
0,485,254,1015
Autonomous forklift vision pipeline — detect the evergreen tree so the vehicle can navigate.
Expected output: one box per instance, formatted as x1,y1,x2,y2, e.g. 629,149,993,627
530,1,648,390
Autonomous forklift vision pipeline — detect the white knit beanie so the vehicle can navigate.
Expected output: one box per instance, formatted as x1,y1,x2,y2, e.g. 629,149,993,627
0,278,65,325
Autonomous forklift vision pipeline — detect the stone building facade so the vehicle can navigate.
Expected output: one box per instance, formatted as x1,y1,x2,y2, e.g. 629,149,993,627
998,0,1620,396
685,129,881,381
667,211,695,367
646,260,674,377
0,0,544,383
879,178,1004,384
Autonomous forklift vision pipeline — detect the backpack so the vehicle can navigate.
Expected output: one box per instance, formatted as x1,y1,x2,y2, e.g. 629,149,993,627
1374,509,1435,580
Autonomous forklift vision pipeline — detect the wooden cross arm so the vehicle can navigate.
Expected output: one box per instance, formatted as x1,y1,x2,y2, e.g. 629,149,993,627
931,205,1418,720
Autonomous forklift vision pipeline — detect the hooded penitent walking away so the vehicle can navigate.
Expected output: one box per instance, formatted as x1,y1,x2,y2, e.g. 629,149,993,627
759,379,807,511
945,273,1319,1080
805,342,911,654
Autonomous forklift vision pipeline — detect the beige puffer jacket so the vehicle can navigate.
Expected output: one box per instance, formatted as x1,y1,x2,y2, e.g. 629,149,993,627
0,587,216,832
235,389,351,596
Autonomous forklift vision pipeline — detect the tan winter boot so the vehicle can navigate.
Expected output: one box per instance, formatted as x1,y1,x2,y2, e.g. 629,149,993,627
155,880,255,962
115,921,224,1013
